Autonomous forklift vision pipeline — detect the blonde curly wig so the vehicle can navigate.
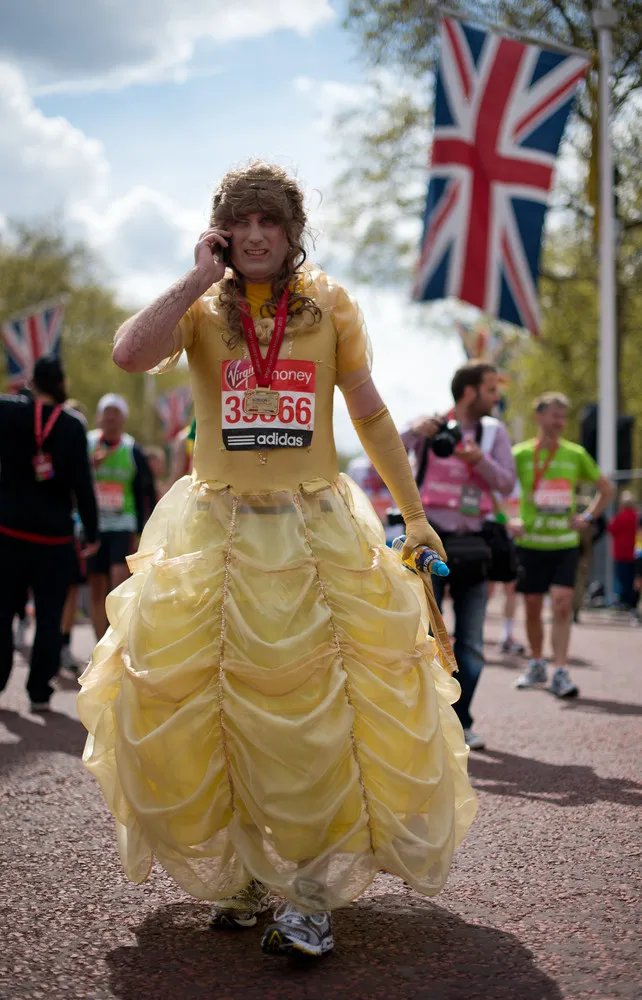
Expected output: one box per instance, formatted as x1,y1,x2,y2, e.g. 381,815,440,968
209,161,322,350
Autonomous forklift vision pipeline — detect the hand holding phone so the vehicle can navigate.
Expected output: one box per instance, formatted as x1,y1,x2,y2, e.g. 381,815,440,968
193,229,231,286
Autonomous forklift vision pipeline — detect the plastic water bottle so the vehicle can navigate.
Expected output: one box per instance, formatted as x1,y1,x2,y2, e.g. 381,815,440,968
392,535,450,577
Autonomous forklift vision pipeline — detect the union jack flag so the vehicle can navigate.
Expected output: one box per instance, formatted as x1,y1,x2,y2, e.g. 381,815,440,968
155,386,193,441
413,18,589,332
1,298,67,390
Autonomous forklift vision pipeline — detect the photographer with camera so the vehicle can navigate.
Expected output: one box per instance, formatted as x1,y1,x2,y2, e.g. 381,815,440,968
405,360,516,749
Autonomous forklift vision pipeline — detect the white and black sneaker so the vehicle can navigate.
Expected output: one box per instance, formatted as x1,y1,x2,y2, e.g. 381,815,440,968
463,728,486,751
549,667,579,699
209,879,271,929
261,902,334,957
514,659,547,689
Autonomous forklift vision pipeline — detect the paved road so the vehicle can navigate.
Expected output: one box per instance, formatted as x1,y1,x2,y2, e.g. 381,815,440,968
1,598,640,1000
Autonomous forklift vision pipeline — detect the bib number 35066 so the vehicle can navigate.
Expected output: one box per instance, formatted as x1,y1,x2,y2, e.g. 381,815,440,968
222,360,316,451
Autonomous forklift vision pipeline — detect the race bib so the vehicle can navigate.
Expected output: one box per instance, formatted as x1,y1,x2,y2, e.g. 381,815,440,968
96,481,125,512
460,485,481,517
221,359,315,450
533,478,572,513
33,452,54,482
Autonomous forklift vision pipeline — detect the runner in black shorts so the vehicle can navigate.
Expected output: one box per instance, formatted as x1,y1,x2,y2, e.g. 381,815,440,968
516,546,579,594
86,529,133,578
511,393,613,699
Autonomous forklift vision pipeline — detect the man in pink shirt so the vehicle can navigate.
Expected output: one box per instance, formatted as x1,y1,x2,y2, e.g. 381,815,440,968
404,361,516,749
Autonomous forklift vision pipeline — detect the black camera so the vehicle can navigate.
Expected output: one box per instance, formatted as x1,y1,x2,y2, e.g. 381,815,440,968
430,419,462,458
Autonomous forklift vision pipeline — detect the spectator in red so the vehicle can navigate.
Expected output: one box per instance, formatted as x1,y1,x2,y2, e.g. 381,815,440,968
608,491,640,609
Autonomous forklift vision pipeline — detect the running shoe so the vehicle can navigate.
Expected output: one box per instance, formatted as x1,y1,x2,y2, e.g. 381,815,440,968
500,638,525,655
463,728,486,751
60,645,81,676
209,879,271,929
514,659,547,689
549,668,579,699
261,902,333,957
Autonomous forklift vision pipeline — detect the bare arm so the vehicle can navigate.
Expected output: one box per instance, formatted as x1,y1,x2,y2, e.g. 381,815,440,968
569,474,615,531
112,229,230,373
584,474,615,520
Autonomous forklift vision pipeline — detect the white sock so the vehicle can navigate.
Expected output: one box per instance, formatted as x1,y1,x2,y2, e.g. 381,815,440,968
502,619,514,642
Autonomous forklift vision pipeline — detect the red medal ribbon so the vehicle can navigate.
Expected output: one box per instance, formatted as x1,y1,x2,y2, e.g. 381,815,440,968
35,399,63,451
532,440,559,494
238,288,290,387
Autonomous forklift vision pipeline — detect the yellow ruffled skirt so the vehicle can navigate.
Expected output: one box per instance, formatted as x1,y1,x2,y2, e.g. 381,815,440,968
78,475,476,910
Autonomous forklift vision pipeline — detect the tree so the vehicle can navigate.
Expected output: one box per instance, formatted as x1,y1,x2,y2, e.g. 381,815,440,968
333,0,642,467
336,0,642,268
0,222,190,445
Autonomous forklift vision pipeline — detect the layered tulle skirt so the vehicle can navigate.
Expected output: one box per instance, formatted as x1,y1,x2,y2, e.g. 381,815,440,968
78,475,476,909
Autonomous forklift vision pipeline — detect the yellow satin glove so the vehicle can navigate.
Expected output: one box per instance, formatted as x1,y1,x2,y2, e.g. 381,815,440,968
353,406,446,562
401,513,448,563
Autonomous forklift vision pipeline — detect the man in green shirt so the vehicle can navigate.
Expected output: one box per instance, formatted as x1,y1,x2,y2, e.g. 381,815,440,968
512,392,613,697
87,394,157,638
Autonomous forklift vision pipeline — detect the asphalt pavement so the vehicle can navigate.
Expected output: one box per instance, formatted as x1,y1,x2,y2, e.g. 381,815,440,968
1,596,640,1000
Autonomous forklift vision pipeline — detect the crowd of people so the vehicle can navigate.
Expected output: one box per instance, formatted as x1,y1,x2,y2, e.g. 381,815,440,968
354,369,625,750
0,361,162,708
0,161,639,964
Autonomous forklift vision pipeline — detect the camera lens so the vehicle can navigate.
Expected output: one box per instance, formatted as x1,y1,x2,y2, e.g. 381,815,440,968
431,420,462,458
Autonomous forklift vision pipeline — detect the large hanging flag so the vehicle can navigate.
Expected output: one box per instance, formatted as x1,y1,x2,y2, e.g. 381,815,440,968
413,17,589,333
1,297,67,390
155,386,193,441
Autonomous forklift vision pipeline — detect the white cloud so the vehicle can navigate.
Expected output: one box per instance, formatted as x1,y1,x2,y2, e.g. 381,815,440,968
69,187,202,304
293,75,371,135
3,0,335,94
0,63,109,216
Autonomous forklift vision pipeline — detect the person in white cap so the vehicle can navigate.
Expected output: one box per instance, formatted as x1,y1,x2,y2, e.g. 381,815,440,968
87,394,156,638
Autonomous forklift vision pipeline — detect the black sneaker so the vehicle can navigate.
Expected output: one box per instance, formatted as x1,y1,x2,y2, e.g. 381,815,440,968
261,902,333,957
209,879,270,929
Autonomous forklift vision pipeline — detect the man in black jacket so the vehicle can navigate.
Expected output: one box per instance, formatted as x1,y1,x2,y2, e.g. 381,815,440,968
0,356,99,711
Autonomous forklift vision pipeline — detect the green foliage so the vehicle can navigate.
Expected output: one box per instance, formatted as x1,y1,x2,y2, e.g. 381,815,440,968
336,1,642,271
0,222,189,445
336,0,642,468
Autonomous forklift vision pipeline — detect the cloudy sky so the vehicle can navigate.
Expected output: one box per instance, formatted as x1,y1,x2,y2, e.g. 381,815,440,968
0,0,466,450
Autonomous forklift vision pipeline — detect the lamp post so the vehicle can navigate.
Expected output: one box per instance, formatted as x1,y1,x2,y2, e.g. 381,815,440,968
592,0,618,601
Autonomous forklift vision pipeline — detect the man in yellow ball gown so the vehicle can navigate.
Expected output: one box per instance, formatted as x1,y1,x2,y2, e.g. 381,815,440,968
78,161,477,959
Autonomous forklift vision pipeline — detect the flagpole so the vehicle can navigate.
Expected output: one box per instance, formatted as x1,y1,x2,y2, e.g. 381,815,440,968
593,0,618,600
143,372,156,443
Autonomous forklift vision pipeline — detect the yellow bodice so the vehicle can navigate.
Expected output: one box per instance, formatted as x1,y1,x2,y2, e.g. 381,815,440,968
157,268,371,495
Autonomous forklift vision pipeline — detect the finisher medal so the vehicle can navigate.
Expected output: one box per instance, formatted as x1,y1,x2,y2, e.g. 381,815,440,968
243,388,280,415
239,287,289,413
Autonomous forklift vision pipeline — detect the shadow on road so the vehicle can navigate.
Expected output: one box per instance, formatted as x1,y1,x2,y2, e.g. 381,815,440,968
573,614,641,631
106,899,562,1000
484,646,594,671
561,696,642,717
0,708,86,775
469,748,642,807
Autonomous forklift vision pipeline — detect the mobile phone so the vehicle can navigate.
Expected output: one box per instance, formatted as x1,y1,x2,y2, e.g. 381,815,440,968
220,239,231,265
